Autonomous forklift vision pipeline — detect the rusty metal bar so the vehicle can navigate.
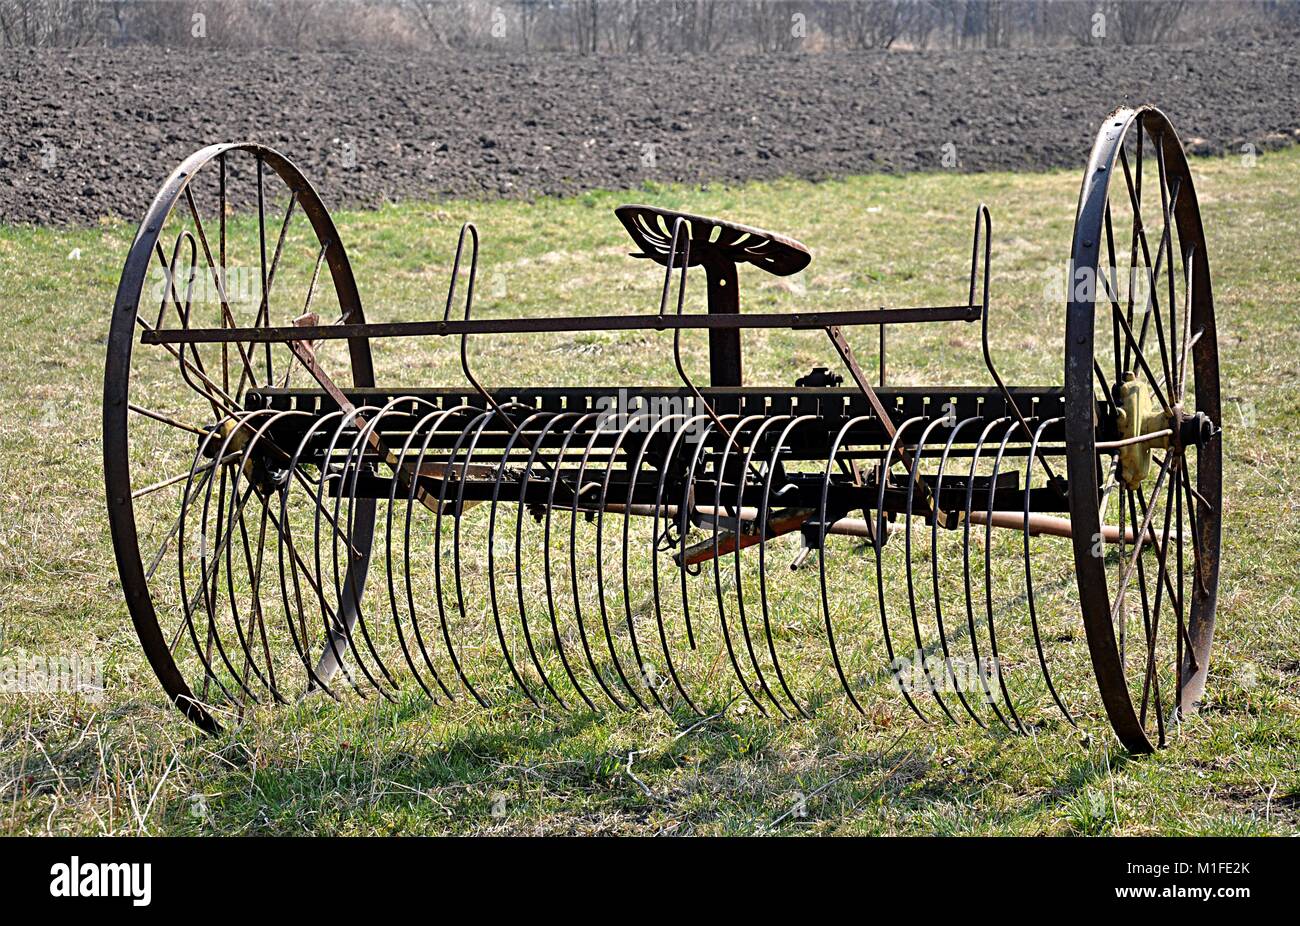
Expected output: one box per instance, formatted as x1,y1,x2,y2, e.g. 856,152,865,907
141,304,981,345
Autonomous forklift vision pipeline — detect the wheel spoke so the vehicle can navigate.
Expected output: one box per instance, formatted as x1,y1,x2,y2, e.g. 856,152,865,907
1121,138,1141,375
291,468,366,563
1098,271,1173,413
1093,359,1111,403
128,402,208,437
1136,480,1176,739
184,186,261,397
145,467,213,582
256,152,273,385
1179,463,1210,597
144,245,232,419
1117,145,1179,395
1177,246,1197,402
137,314,241,417
277,240,328,391
153,235,197,333
237,188,297,399
1098,454,1120,521
1104,201,1123,384
1125,487,1164,739
1174,459,1187,700
219,152,229,397
1156,138,1179,406
132,452,240,500
1109,453,1173,622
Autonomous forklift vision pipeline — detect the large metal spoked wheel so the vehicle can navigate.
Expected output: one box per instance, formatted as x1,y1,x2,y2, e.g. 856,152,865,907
104,144,374,732
1065,106,1223,753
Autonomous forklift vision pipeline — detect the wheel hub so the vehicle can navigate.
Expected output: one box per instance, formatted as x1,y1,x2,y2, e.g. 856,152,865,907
1114,372,1172,489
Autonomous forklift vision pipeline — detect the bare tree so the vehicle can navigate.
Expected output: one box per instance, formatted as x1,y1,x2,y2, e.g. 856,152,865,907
0,0,1286,53
1107,0,1187,45
826,0,904,49
0,0,109,47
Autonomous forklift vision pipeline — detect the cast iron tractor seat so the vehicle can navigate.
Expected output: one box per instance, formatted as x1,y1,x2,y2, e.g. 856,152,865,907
616,204,812,386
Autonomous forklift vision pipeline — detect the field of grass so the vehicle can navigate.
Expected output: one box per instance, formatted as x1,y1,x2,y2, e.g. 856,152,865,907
1,145,1297,836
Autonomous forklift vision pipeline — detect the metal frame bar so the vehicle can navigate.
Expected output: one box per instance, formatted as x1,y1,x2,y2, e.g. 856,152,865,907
142,304,980,345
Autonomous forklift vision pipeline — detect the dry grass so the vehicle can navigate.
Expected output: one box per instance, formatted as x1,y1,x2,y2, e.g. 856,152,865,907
0,146,1297,835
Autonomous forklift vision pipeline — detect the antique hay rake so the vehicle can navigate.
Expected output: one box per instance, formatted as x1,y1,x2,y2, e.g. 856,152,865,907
105,105,1222,753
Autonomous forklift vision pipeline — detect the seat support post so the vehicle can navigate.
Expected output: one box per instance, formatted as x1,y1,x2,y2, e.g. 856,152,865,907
703,255,742,387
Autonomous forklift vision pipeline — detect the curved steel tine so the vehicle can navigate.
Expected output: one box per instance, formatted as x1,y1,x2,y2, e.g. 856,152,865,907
678,414,767,714
653,413,734,711
457,400,541,707
447,223,495,414
656,215,690,319
961,416,1017,732
442,222,551,473
759,414,821,718
194,431,237,706
874,415,930,722
336,402,408,694
638,412,708,715
224,407,314,706
983,420,1029,732
550,412,627,710
677,417,742,643
222,413,299,704
709,414,775,716
903,415,959,723
431,407,497,707
490,409,568,708
278,408,350,699
299,411,363,695
929,414,987,727
818,415,875,714
381,401,446,701
522,411,596,711
402,404,478,702
198,409,283,707
973,204,1062,489
967,205,988,311
732,413,796,718
308,406,381,697
1024,416,1076,726
661,216,740,448
573,411,646,709
314,404,390,699
224,429,275,708
595,406,664,711
176,412,245,706
236,409,332,703
235,504,279,705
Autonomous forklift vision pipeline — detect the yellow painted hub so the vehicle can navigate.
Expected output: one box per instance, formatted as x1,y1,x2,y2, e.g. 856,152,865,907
1114,372,1172,489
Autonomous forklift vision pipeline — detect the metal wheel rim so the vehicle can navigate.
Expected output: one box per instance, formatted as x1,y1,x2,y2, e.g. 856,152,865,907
104,144,374,732
1064,106,1223,753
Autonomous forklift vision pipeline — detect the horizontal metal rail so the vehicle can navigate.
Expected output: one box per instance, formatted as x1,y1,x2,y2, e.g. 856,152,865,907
140,304,981,345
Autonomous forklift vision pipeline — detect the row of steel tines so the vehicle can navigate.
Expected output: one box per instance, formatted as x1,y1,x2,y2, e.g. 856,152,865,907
178,388,1075,734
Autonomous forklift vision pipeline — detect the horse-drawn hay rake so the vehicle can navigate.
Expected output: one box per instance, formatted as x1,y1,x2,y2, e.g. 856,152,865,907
105,105,1221,753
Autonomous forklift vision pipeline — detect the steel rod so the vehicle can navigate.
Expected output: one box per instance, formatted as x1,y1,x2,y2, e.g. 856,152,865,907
141,304,981,345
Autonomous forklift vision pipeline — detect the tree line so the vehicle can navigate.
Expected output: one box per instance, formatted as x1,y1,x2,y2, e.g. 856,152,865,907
3,1,1296,52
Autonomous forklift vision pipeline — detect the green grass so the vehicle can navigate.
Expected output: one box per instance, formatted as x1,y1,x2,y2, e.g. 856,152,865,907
1,147,1298,836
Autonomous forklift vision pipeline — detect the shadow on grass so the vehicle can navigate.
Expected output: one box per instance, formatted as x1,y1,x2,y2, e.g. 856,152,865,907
183,678,1138,834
